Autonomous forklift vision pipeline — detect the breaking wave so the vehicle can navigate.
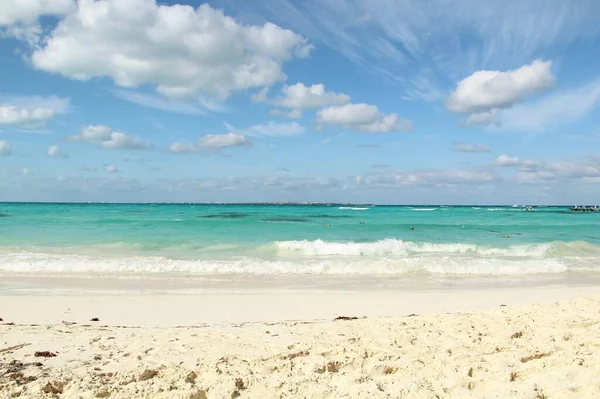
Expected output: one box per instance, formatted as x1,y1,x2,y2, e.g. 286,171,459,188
0,239,598,277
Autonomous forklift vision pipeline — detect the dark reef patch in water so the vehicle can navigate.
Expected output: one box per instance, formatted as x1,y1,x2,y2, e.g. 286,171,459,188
307,214,352,218
264,218,312,223
199,212,251,219
0,213,12,217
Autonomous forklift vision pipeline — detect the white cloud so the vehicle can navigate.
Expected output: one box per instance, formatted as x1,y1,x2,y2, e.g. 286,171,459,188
168,121,302,154
251,87,269,103
0,140,11,156
0,106,56,128
270,108,303,119
30,1,312,100
462,109,500,127
67,125,151,150
228,0,599,102
455,143,491,153
494,154,521,167
273,82,350,109
0,95,69,128
499,79,600,132
516,156,600,184
0,0,73,43
167,142,197,154
317,103,412,133
0,0,73,26
47,145,68,158
356,168,497,187
104,164,118,173
197,133,252,149
447,59,555,114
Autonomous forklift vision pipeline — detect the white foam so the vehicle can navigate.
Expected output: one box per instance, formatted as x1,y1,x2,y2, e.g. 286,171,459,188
0,251,582,276
275,239,555,257
1,240,598,277
338,207,369,210
411,208,437,211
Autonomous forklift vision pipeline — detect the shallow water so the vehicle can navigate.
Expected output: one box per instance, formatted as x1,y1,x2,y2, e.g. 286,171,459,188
0,203,599,278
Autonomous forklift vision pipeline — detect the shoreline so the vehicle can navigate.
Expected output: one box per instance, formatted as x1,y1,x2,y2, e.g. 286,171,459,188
1,282,599,326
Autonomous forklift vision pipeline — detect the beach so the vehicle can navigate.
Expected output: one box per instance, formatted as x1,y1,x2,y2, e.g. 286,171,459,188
2,203,600,397
2,283,600,398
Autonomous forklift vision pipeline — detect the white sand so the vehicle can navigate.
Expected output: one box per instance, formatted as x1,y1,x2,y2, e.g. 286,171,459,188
2,285,600,398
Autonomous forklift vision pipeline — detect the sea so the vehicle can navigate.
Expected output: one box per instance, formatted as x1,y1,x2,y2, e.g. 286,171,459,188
1,203,599,289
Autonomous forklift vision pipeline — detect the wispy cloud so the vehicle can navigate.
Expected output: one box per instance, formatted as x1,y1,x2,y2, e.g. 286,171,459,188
499,79,600,132
223,0,600,100
113,90,206,115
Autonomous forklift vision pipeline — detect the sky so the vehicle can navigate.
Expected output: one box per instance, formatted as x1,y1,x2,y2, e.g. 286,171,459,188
0,0,600,204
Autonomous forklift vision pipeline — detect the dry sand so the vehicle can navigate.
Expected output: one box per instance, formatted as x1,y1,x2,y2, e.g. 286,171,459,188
2,287,600,398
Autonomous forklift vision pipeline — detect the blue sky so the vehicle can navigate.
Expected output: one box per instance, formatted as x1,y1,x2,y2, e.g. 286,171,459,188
1,0,599,204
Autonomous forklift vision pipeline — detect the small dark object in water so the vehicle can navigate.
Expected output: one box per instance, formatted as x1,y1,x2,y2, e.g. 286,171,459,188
503,235,510,239
409,226,415,230
90,317,100,322
35,351,57,358
334,316,358,321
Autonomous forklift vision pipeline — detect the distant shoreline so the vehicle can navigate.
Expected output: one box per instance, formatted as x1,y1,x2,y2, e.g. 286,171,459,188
0,202,590,207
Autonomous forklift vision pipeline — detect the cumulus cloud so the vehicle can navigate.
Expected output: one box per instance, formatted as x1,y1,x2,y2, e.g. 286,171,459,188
67,125,151,150
30,1,312,101
317,103,412,133
197,133,252,149
47,145,68,158
273,82,350,109
251,87,269,103
0,0,73,26
0,0,73,43
0,96,70,128
447,59,555,114
169,133,252,154
0,140,11,156
455,143,491,153
0,106,56,128
494,154,521,166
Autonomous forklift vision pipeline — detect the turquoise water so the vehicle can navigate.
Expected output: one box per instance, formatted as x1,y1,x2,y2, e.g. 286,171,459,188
0,203,599,276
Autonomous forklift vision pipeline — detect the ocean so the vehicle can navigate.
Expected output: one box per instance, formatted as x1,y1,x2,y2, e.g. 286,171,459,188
1,203,599,283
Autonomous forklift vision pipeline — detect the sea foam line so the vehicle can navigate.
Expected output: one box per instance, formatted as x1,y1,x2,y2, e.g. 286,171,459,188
0,251,584,276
